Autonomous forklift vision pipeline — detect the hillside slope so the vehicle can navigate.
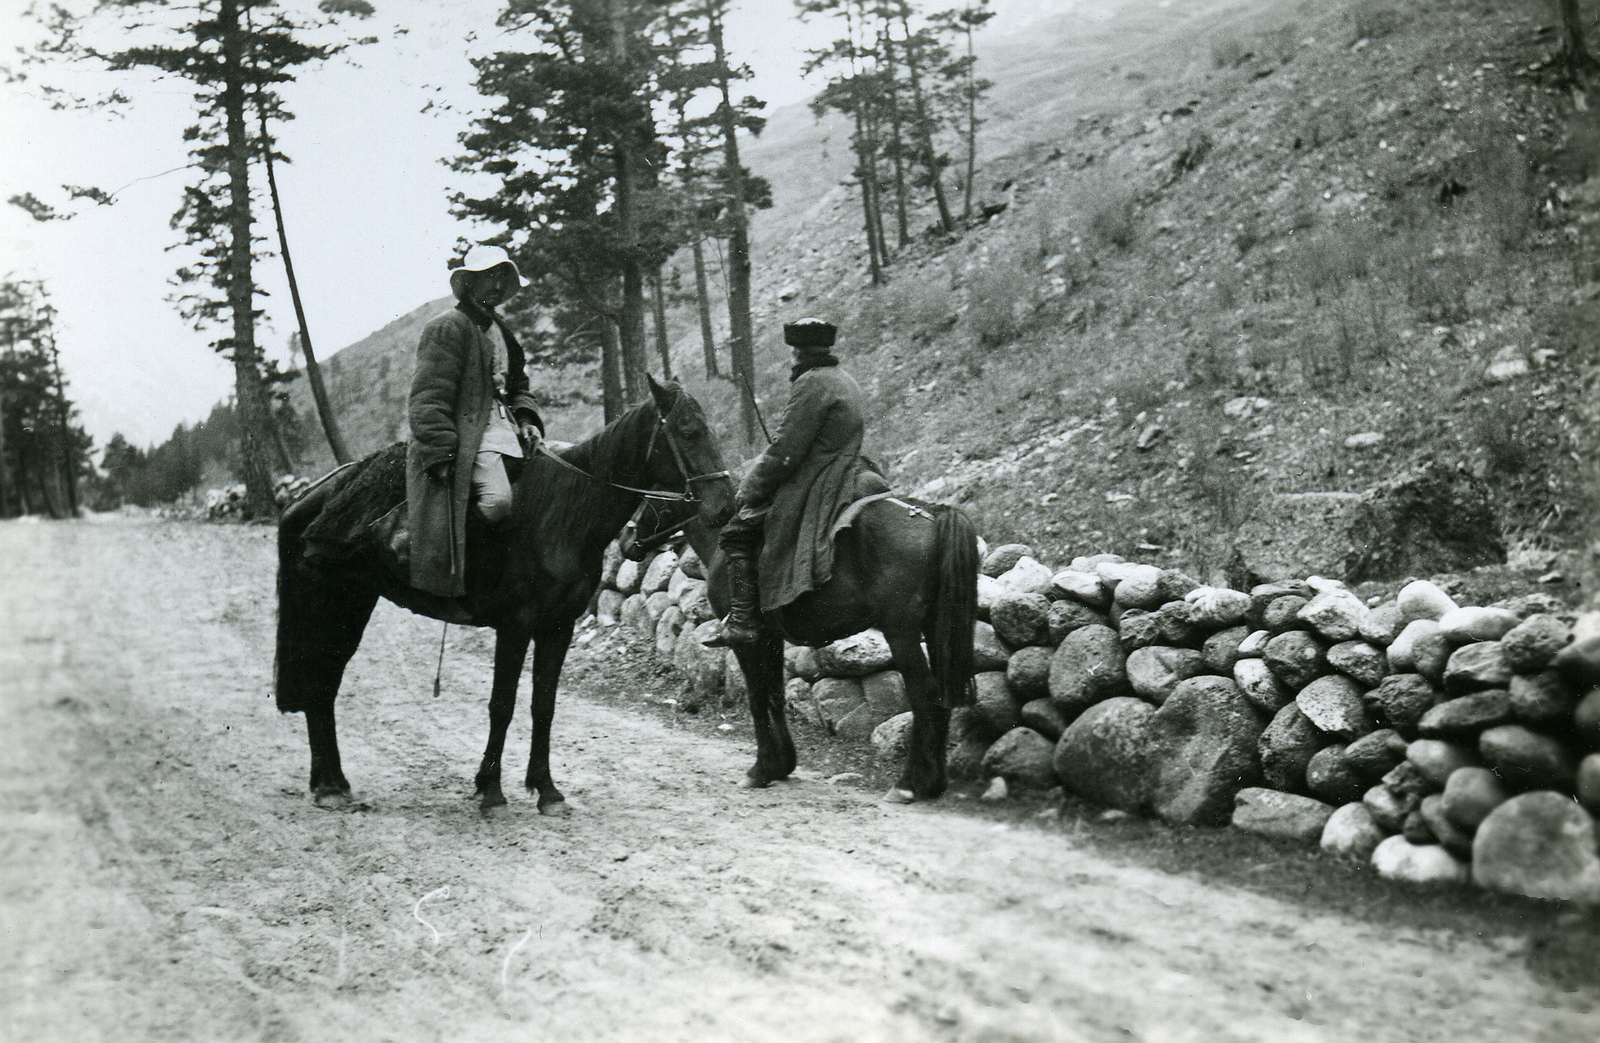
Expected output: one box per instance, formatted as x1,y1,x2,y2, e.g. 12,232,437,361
733,0,1599,599
283,0,1599,603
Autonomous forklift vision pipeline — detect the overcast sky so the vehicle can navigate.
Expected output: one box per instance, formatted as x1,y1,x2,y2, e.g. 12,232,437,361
0,0,1062,450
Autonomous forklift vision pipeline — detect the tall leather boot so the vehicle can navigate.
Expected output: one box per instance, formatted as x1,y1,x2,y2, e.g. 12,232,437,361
703,547,761,648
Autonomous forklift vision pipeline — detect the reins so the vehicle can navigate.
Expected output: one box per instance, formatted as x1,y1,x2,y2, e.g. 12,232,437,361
534,395,729,502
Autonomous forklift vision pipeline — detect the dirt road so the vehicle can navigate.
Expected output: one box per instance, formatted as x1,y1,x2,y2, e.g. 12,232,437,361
0,516,1594,1043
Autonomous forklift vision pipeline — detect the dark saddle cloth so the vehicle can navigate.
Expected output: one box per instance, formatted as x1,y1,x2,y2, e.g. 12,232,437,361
294,443,492,627
300,442,410,565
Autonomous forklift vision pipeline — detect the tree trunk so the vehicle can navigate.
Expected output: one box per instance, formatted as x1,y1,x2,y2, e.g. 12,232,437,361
41,444,68,519
853,106,886,286
609,1,649,406
259,101,351,465
882,32,912,249
709,9,757,448
0,386,14,518
1561,0,1590,63
16,450,33,516
41,315,77,516
650,268,672,380
599,307,625,424
963,19,979,223
621,253,649,403
692,238,718,378
1560,0,1594,93
900,11,957,235
846,24,888,283
267,403,293,475
219,0,275,519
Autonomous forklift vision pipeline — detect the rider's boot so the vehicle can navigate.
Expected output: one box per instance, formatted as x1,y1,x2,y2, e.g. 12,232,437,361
703,547,761,648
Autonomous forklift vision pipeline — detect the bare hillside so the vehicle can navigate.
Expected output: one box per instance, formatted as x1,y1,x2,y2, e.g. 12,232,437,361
283,0,1599,602
733,0,1600,600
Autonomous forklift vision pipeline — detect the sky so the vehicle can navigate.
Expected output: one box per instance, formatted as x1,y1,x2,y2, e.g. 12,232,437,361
0,0,1063,450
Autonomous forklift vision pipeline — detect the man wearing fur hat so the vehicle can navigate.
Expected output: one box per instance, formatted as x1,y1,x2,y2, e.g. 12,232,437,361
406,244,545,598
705,317,887,647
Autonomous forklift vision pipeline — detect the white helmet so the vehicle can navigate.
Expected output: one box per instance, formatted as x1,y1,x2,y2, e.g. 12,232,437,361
449,244,527,296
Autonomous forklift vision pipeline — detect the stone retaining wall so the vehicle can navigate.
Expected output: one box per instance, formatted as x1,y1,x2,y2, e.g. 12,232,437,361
590,537,1600,905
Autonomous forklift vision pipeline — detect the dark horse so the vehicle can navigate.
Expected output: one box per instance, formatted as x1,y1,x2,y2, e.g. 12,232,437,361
275,376,735,814
636,489,980,802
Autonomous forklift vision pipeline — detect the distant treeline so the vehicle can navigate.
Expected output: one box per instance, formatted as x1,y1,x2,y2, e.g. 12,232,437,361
2,272,306,515
95,400,290,510
0,278,87,518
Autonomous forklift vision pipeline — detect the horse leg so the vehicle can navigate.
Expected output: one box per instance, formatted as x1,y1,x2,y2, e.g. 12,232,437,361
277,556,376,807
735,629,793,788
474,625,531,812
303,701,353,806
883,631,951,803
523,621,575,816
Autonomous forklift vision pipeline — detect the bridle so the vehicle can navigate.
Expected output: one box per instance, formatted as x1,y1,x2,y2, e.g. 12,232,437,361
533,392,730,504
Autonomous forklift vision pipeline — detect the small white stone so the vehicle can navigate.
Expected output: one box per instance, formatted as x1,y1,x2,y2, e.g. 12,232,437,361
1397,580,1458,622
980,776,1010,802
1371,836,1470,885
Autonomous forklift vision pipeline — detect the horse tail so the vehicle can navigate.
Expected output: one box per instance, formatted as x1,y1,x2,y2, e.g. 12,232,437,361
928,505,979,708
274,468,370,713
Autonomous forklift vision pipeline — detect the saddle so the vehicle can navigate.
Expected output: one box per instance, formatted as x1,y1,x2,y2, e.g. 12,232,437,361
299,442,411,566
830,490,935,537
295,445,501,626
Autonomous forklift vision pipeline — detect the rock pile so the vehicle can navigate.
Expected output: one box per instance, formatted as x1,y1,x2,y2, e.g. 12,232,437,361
589,536,1600,905
595,542,750,713
205,483,249,518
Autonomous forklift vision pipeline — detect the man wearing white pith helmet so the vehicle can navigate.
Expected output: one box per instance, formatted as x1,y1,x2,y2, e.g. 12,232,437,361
405,244,545,598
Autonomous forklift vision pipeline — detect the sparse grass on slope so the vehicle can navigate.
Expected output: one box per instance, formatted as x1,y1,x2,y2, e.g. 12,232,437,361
286,0,1595,602
732,0,1592,597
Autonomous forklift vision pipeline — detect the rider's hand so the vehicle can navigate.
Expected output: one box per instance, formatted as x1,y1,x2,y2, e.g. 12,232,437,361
426,460,451,483
519,422,543,451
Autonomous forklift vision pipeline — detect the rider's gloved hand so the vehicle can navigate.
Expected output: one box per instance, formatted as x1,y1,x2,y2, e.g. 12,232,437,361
519,421,543,452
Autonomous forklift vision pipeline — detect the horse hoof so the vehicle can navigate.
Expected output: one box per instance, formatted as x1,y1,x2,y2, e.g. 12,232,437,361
740,774,772,790
538,800,571,817
312,789,353,810
882,788,916,804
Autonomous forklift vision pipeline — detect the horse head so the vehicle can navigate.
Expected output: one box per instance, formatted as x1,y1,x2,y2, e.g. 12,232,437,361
646,374,736,531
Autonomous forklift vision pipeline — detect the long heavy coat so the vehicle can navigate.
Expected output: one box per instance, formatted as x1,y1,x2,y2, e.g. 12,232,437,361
405,304,540,597
740,363,886,612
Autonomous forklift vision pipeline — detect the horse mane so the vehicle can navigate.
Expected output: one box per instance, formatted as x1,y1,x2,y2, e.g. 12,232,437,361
512,390,667,553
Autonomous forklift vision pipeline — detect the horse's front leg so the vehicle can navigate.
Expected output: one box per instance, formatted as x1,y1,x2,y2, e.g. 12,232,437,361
735,630,793,788
474,625,531,812
524,620,575,816
884,632,950,803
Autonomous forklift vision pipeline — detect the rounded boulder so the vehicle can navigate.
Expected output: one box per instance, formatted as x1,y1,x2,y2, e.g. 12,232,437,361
1296,674,1374,740
1048,624,1129,715
1472,792,1600,903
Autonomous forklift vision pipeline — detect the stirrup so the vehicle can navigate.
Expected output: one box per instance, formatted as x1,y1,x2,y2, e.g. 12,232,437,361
702,616,758,648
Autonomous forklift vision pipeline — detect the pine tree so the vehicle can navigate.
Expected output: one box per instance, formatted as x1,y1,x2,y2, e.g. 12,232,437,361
452,0,683,421
800,0,992,272
930,2,994,223
0,279,90,518
663,0,771,446
21,0,372,517
453,0,767,426
802,0,894,281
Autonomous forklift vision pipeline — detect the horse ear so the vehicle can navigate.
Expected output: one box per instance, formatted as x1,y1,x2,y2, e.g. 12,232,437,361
647,373,675,413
